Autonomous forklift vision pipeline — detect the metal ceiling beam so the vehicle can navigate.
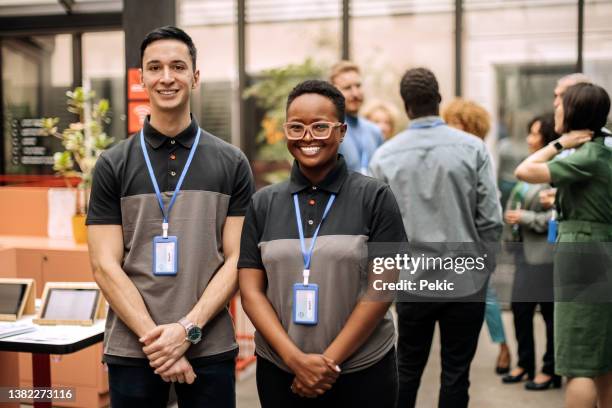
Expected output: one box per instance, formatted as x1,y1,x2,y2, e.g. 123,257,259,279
0,12,122,36
58,0,74,14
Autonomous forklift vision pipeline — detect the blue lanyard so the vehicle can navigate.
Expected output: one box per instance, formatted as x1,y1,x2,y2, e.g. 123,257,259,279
293,193,336,282
140,128,201,237
409,118,445,129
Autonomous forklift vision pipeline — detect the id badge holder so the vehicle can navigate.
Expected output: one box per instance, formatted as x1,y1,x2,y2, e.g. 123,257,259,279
293,283,318,325
152,236,178,276
547,219,558,244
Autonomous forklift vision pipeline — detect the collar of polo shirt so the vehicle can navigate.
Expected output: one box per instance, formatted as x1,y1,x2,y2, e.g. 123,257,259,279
289,154,349,194
143,114,200,149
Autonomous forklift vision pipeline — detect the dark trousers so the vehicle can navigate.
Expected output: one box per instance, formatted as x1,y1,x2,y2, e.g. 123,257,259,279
396,301,485,408
256,348,397,408
107,359,235,408
511,301,555,376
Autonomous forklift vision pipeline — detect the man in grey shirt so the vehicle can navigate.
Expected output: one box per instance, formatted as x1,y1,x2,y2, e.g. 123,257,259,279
370,68,502,408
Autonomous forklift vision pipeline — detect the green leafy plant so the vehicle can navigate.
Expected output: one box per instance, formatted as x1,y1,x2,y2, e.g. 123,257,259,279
42,87,113,213
244,58,324,164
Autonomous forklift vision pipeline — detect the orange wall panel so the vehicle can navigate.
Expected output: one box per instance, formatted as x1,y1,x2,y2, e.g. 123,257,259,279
0,248,17,277
0,188,48,236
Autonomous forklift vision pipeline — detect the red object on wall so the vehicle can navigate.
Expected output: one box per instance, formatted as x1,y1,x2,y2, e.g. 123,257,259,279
128,101,151,134
127,68,148,100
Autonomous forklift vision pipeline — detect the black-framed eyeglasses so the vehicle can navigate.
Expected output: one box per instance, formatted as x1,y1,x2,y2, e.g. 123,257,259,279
282,121,342,140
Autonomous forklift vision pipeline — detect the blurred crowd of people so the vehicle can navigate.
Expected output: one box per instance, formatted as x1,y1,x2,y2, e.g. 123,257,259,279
322,61,611,408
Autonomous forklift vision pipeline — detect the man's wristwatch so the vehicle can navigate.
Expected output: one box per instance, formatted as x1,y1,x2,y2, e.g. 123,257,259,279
178,318,202,345
551,140,564,152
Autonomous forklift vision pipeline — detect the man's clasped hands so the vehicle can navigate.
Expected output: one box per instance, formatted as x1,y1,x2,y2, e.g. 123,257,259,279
138,323,342,397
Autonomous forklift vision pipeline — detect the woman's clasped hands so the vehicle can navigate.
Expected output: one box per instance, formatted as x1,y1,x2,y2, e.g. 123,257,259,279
286,352,341,398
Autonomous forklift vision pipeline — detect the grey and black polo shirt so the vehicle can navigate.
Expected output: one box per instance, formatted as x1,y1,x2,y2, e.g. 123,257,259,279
238,156,407,373
87,116,254,366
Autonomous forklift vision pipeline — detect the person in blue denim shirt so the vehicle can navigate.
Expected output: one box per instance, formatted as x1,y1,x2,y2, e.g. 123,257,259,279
330,61,383,174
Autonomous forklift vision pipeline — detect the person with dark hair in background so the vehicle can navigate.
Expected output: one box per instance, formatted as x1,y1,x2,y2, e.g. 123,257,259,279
238,79,406,407
515,83,612,408
87,26,255,407
501,113,560,391
370,68,502,408
330,61,384,174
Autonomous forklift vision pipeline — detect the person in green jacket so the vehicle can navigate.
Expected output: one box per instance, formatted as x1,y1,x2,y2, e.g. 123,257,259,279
514,83,612,408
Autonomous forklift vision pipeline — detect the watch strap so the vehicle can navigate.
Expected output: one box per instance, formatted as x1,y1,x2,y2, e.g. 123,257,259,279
552,140,564,151
178,317,194,335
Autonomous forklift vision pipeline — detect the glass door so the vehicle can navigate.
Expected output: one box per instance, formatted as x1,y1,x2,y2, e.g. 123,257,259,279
2,35,73,176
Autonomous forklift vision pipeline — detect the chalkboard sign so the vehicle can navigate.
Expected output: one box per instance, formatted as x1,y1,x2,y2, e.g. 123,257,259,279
11,118,58,167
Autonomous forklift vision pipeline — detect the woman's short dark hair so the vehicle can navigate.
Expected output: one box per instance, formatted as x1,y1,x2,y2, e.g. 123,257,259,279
528,113,559,146
399,67,441,118
286,80,346,122
140,26,197,70
561,83,610,133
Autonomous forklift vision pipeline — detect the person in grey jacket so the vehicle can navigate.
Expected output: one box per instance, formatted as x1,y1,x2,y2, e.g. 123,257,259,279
370,67,503,408
502,113,561,390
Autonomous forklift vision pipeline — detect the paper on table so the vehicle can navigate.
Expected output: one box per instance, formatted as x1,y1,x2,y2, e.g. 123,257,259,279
0,322,36,339
2,319,105,345
47,188,76,239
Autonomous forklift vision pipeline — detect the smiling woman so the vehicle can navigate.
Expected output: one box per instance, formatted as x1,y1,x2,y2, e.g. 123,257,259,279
284,85,347,183
238,80,408,407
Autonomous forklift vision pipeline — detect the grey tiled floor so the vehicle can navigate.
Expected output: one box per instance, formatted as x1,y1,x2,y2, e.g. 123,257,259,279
236,311,564,408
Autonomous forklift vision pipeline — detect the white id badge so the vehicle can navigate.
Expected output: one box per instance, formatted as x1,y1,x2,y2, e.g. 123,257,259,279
293,283,318,325
153,236,178,276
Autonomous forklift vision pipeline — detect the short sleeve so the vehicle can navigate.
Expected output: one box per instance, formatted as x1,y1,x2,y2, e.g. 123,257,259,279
237,199,264,269
86,154,122,225
369,185,408,243
547,144,596,187
228,153,255,216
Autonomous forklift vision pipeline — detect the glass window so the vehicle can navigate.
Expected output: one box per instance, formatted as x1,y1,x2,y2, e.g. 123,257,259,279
82,31,126,142
246,1,341,72
464,0,577,147
351,0,455,132
2,34,73,175
584,0,612,124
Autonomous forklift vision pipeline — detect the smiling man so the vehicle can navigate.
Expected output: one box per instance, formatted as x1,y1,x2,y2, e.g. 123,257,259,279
330,61,384,174
86,26,254,408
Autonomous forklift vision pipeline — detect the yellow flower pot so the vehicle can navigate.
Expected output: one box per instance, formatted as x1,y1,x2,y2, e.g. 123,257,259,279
72,214,87,244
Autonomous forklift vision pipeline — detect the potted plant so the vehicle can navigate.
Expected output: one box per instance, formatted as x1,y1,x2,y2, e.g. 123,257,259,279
244,58,324,187
42,86,113,243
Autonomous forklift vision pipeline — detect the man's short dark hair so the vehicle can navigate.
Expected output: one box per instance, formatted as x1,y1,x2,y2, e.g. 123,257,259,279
561,83,610,134
399,68,441,119
286,80,346,122
140,26,197,70
528,113,559,146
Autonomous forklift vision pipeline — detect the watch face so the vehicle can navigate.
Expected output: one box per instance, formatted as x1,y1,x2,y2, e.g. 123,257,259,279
187,326,202,343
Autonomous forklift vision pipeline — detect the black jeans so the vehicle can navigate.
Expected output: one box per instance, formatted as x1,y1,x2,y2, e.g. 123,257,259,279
256,348,398,408
511,301,555,377
396,301,485,408
107,359,235,408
